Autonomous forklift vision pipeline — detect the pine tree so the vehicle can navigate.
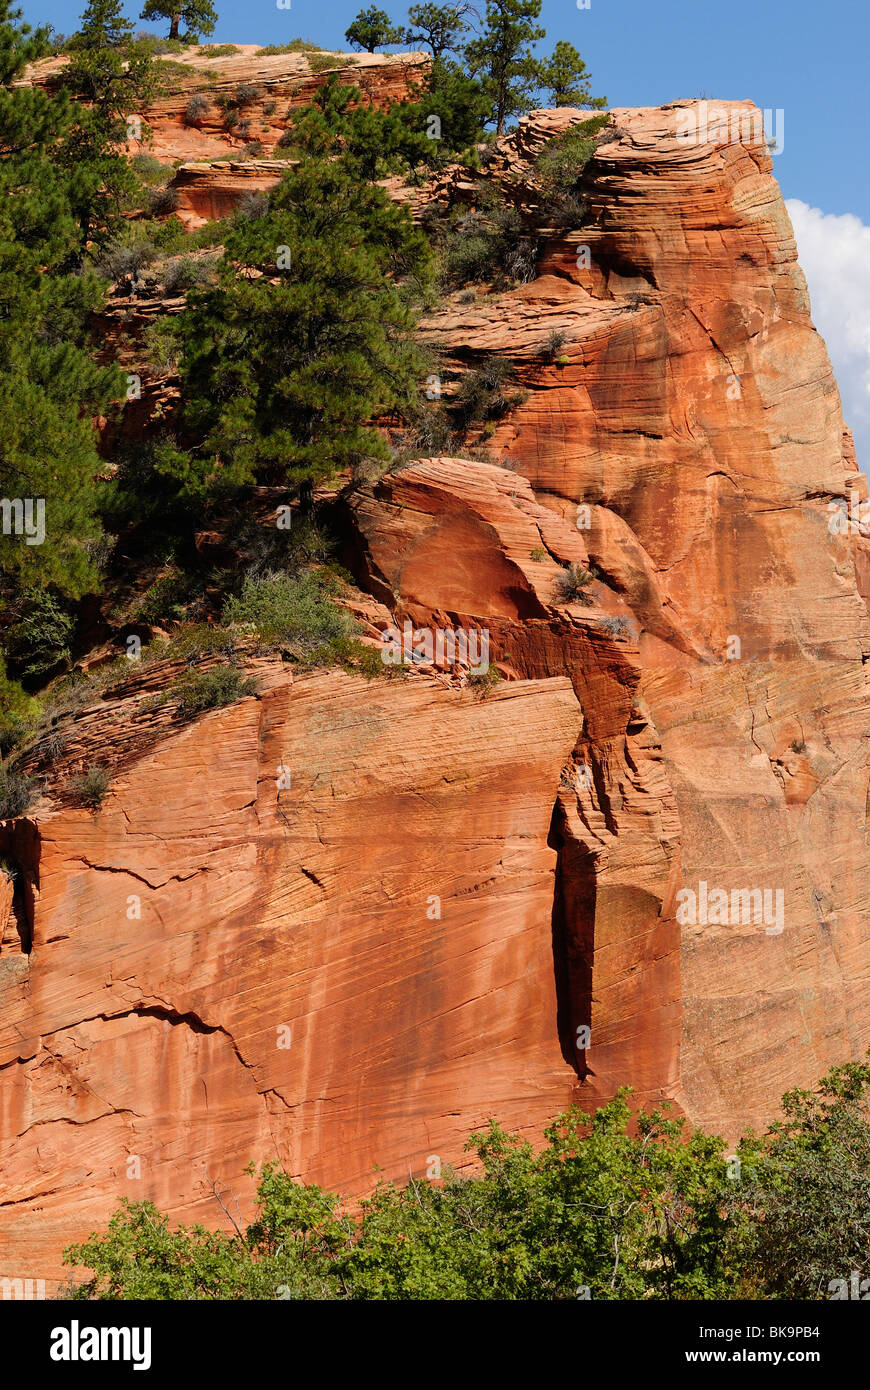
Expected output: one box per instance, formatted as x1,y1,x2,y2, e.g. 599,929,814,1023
402,2,470,60
0,0,125,715
463,0,545,135
160,157,432,500
138,0,218,43
345,6,404,52
538,40,605,109
62,0,156,262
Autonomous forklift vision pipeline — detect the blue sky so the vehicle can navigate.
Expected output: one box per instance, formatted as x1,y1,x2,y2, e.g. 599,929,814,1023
26,0,870,462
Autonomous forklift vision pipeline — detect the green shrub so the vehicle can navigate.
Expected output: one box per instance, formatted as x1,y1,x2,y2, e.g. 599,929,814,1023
534,114,611,192
241,140,264,159
5,591,75,678
73,764,110,812
548,191,588,230
235,82,262,105
162,255,217,295
336,637,407,680
222,571,353,660
539,329,567,362
255,39,323,55
0,763,35,818
163,624,238,662
466,666,502,698
98,237,158,284
171,665,259,717
131,153,176,185
236,191,270,221
455,357,525,427
554,563,596,604
200,44,241,57
308,53,341,73
223,107,240,130
439,194,537,290
134,571,192,622
135,29,187,55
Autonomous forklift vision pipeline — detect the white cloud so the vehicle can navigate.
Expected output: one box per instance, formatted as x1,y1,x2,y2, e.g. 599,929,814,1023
786,199,870,472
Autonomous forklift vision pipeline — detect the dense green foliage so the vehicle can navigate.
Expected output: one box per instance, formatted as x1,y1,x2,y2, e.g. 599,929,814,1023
402,2,470,59
0,0,124,717
63,1062,870,1300
0,0,601,739
537,39,606,109
222,570,353,657
731,1062,870,1298
345,5,403,52
157,155,431,499
61,0,158,262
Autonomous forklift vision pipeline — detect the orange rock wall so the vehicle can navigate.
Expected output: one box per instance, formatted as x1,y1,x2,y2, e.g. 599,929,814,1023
2,99,870,1284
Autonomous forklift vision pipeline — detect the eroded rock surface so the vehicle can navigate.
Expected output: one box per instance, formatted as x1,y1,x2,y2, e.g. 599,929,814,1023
2,100,870,1282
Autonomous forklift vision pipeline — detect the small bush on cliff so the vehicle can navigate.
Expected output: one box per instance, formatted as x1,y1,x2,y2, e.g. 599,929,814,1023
308,53,342,73
454,356,526,428
235,82,262,105
130,153,176,186
441,195,537,288
185,92,211,123
255,39,323,55
597,614,631,638
222,571,353,661
554,563,595,604
146,185,181,215
170,664,259,717
162,255,218,295
466,666,502,698
98,235,159,286
72,764,110,812
0,763,35,819
540,329,567,361
534,114,611,192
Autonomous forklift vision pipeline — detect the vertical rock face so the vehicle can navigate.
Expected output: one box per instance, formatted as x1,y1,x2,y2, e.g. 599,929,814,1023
412,101,870,1134
0,664,581,1280
2,99,870,1281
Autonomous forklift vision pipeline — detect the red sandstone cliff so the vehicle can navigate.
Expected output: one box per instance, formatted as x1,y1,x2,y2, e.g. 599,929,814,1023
2,97,870,1284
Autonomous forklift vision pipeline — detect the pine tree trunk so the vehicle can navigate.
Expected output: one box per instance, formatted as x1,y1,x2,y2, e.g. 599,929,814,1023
169,12,180,40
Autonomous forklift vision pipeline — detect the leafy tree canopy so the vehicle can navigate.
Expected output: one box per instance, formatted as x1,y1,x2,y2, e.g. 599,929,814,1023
138,0,217,43
537,39,605,109
464,0,545,135
158,154,432,501
402,2,470,59
63,1061,870,1300
344,5,404,52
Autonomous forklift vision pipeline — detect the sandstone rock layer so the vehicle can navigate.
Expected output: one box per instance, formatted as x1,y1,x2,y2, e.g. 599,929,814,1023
3,100,870,1283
